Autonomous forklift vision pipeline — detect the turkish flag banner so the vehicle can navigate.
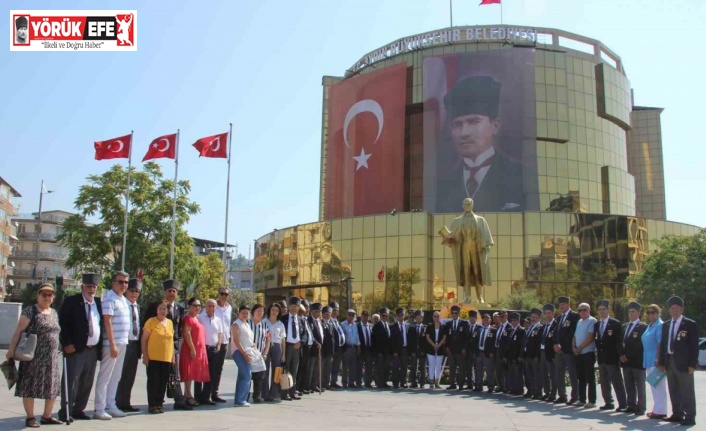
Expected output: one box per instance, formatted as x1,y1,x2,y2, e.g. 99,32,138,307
325,62,407,218
94,134,131,160
479,0,501,5
192,132,228,158
142,133,177,162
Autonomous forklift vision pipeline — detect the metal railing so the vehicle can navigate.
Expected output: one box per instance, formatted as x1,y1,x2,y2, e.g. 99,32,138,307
10,268,77,279
14,213,69,224
12,250,67,260
17,231,58,241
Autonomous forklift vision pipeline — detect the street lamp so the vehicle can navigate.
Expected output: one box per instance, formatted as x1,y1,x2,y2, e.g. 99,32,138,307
33,180,53,284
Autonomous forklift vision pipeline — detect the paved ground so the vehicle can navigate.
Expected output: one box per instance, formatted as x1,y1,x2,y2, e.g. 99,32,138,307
0,349,702,430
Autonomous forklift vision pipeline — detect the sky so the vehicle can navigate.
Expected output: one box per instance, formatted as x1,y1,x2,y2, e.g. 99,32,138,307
1,0,704,259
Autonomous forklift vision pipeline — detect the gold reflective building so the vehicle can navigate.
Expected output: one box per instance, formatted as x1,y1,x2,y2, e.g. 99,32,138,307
254,26,701,311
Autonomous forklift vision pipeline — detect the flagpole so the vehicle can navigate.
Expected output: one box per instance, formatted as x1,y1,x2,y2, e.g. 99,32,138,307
500,1,503,25
169,129,180,279
222,123,233,287
121,131,133,272
449,0,453,28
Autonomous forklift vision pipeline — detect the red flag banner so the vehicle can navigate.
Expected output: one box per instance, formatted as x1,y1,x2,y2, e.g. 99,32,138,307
480,0,501,5
142,133,177,162
324,62,407,218
94,134,131,160
377,266,385,282
192,132,228,158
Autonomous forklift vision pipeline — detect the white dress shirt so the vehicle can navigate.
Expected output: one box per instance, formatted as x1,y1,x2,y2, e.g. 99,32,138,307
286,314,300,344
462,146,495,195
127,300,140,341
667,315,683,354
215,301,232,343
84,295,100,347
197,313,223,347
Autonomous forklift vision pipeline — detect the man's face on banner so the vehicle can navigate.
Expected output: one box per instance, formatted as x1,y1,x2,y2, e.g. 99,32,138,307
17,25,28,41
450,114,499,160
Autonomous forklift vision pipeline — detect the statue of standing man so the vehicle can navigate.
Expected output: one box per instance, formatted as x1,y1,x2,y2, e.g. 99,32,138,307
440,198,494,303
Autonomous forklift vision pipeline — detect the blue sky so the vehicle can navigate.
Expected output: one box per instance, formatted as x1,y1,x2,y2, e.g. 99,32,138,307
1,0,704,258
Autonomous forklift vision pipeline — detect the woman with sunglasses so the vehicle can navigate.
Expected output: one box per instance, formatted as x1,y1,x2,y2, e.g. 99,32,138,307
642,304,668,420
425,311,448,389
5,283,63,427
179,297,210,407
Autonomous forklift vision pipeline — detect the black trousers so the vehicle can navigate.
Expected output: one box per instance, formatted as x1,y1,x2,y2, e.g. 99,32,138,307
194,345,220,402
146,360,171,408
282,343,300,397
251,371,266,401
375,353,391,387
357,349,374,386
297,344,311,391
576,352,596,404
409,352,426,385
465,352,476,387
330,349,343,386
447,351,466,386
391,348,409,386
59,347,98,416
306,346,321,391
211,344,228,396
116,340,140,409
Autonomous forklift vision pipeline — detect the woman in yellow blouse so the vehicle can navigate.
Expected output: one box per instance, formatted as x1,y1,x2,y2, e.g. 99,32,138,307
141,301,175,414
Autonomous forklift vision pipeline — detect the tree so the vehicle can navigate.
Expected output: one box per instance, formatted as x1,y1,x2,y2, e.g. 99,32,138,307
57,162,201,303
195,252,225,300
628,229,706,331
498,287,542,311
230,253,251,270
532,262,618,312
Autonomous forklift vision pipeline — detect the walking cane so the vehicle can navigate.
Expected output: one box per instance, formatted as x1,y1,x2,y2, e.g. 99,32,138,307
440,355,448,385
62,355,71,426
318,345,322,395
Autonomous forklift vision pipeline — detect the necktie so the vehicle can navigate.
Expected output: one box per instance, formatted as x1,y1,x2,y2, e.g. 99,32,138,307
365,325,370,346
385,322,390,337
131,304,138,337
560,313,567,328
291,316,298,340
402,323,407,346
668,320,678,354
454,320,457,331
544,323,550,338
417,324,421,336
480,327,487,349
600,320,606,338
85,302,94,338
464,156,494,197
624,322,634,342
495,323,503,347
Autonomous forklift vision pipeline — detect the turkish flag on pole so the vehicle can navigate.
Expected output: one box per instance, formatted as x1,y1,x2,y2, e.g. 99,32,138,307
142,133,177,162
94,134,131,160
479,0,501,5
192,132,228,158
325,62,407,218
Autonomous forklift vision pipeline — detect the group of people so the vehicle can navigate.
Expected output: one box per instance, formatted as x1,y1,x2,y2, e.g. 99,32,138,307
5,271,700,428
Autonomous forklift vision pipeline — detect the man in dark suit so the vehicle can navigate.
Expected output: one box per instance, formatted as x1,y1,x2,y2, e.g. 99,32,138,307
594,299,627,411
320,306,336,390
505,313,526,395
524,308,543,399
493,310,510,392
306,303,324,392
619,302,647,415
445,305,469,390
436,76,525,213
279,297,303,400
372,307,392,388
553,296,580,404
539,304,557,401
329,302,346,389
58,273,103,421
115,278,143,412
297,300,313,394
473,313,496,392
390,308,410,389
465,311,480,390
658,296,699,426
408,310,427,388
356,310,374,388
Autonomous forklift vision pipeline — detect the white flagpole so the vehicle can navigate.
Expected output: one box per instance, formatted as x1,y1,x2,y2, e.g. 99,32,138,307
169,130,180,279
222,123,233,286
449,0,453,28
121,131,133,272
500,1,503,25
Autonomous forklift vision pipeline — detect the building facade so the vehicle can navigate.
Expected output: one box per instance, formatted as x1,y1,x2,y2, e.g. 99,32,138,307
253,25,701,311
8,210,79,297
0,177,21,300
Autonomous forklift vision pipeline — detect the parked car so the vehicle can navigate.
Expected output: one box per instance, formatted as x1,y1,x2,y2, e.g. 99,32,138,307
699,337,706,368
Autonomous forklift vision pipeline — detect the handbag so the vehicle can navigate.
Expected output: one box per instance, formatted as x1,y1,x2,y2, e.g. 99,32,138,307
14,306,38,361
279,365,294,390
273,366,283,384
246,348,266,373
166,363,180,399
0,359,19,389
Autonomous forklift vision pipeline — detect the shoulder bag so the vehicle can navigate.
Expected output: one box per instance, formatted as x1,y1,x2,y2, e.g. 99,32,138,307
14,306,38,361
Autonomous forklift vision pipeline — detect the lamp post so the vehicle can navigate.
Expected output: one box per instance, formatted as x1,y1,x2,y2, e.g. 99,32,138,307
33,180,53,284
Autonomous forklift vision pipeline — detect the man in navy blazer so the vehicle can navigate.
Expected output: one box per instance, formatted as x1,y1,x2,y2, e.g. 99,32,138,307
658,296,699,426
552,296,580,404
594,299,627,411
58,273,104,421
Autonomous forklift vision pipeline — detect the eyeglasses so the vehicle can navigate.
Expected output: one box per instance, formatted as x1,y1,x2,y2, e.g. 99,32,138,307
578,309,588,312
646,311,658,315
219,292,229,296
451,311,459,315
40,293,54,298
115,280,128,284
381,314,389,317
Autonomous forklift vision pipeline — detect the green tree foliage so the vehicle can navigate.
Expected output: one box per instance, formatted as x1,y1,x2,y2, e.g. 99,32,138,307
362,265,424,312
628,229,706,330
498,287,542,311
195,252,225,300
532,262,618,311
56,162,201,303
229,289,258,309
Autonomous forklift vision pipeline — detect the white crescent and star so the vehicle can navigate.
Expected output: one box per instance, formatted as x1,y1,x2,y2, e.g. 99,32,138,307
343,99,384,171
154,138,170,152
210,136,221,152
110,140,124,153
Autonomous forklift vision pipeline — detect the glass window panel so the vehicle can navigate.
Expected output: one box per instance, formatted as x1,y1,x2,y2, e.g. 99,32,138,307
362,259,374,282
387,214,399,237
386,237,398,259
399,213,412,235
399,235,412,258
498,259,511,280
412,235,427,258
432,238,444,261
525,212,540,235
363,216,375,238
511,214,523,236
341,218,352,240
412,212,427,235
375,237,386,259
362,238,375,259
433,259,444,281
497,214,511,235
350,259,361,281
375,215,387,237
540,213,554,235
483,213,498,235
331,219,342,241
341,240,352,262
511,259,524,281
412,257,427,283
352,239,364,260
352,217,364,239
497,236,511,258
525,235,541,259
511,236,524,259
444,259,456,284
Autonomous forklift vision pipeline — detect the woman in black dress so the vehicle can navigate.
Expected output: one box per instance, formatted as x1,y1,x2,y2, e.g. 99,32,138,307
425,311,447,389
5,283,62,428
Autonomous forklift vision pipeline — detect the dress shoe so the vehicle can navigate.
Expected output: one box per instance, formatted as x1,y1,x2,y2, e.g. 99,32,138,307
634,411,645,416
680,420,696,426
647,412,666,420
625,407,636,413
410,383,419,389
173,403,192,411
200,399,216,405
331,383,342,389
615,406,628,413
212,396,227,403
493,387,503,393
566,398,578,405
292,395,302,400
72,412,92,420
93,411,112,420
400,384,408,389
302,390,311,394
446,384,457,390
523,393,532,398
474,388,483,392
393,384,399,389
380,384,391,388
510,391,524,396
600,404,615,410
281,395,293,401
664,415,684,423
486,388,494,393
122,406,140,413
253,399,263,404
532,395,542,400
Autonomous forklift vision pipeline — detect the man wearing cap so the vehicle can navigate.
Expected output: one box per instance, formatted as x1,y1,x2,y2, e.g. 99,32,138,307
553,296,580,404
524,309,543,399
505,312,525,395
211,287,232,403
280,297,303,400
372,307,393,388
320,305,338,390
658,296,698,426
297,300,314,394
340,309,361,388
494,310,510,392
115,278,143,412
444,305,470,390
328,302,346,389
408,310,427,388
465,310,480,390
619,302,647,415
594,299,627,411
306,303,324,392
390,308,410,389
15,16,29,44
573,303,597,408
144,279,189,410
356,310,375,388
473,313,497,392
58,273,104,421
437,76,525,213
539,304,557,401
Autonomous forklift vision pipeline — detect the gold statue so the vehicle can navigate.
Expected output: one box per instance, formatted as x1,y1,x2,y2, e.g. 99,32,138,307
440,198,494,303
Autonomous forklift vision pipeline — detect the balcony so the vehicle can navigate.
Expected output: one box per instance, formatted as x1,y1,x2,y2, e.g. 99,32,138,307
12,250,67,261
18,231,58,241
10,268,77,280
14,213,68,224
